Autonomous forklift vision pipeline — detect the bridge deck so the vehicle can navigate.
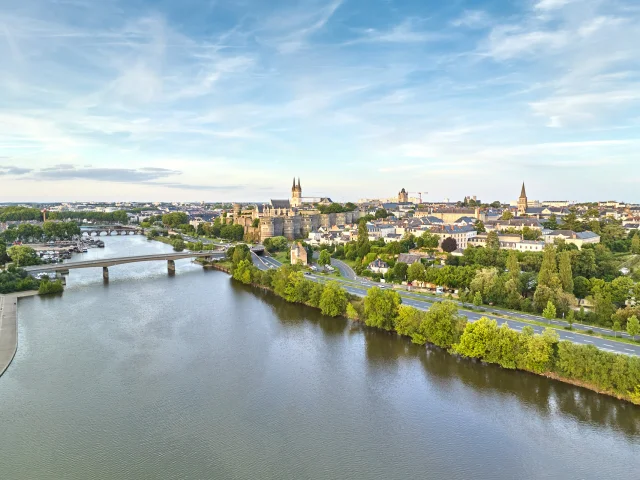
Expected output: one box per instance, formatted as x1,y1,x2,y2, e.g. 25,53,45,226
24,252,226,273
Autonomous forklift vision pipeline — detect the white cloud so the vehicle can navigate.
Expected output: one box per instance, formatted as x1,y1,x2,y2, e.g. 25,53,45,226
534,0,575,11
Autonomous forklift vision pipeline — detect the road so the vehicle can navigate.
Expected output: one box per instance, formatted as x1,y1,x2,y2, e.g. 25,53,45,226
251,254,640,357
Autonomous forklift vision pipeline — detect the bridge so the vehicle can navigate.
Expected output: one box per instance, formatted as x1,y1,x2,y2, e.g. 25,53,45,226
81,226,144,236
24,251,226,280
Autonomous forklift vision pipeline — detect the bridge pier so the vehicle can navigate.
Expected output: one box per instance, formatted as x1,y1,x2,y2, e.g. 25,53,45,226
167,260,175,274
103,267,109,281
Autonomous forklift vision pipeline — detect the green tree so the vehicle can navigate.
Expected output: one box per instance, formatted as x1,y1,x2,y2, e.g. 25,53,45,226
7,246,40,267
319,281,348,317
356,220,371,258
486,231,500,250
474,220,486,233
627,315,640,341
473,291,483,306
558,251,574,293
38,279,64,295
391,262,408,282
419,301,466,348
542,300,557,321
506,250,520,283
318,250,332,266
232,259,254,284
419,231,440,250
566,309,575,329
612,320,621,338
364,287,401,331
543,214,559,230
307,283,325,308
537,245,558,288
394,305,426,344
407,262,426,283
346,303,359,320
501,210,514,220
573,276,590,303
631,233,640,255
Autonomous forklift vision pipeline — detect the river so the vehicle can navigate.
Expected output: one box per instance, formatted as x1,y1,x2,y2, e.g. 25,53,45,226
0,236,638,479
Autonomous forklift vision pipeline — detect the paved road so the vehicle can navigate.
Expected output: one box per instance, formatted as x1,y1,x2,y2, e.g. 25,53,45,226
24,251,226,273
250,254,640,357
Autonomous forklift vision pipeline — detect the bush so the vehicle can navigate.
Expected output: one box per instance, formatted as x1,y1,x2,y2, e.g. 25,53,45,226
38,279,64,295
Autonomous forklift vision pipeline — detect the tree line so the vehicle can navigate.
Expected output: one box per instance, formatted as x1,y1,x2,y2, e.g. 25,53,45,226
222,252,640,405
48,210,129,224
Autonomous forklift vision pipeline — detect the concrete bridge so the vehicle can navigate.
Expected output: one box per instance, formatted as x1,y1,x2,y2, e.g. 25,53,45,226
24,251,226,280
82,227,144,236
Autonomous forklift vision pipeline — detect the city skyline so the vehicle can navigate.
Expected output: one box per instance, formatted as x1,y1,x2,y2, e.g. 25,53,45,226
1,0,639,202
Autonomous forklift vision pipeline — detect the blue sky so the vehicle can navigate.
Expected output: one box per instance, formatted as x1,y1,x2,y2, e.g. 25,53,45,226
1,0,639,203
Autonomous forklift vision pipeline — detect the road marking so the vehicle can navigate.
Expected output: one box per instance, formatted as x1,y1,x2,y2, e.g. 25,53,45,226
584,340,593,343
625,348,635,352
603,344,614,347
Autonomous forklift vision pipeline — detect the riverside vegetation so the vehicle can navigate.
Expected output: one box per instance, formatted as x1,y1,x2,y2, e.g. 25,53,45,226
221,244,640,405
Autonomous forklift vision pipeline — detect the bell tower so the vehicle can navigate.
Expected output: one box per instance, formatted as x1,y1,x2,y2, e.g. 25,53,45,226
517,182,528,216
291,177,302,207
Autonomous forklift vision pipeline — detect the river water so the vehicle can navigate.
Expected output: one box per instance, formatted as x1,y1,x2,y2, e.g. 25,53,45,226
0,236,638,479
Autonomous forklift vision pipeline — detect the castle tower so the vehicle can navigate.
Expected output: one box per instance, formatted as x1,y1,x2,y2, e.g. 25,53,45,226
291,177,302,207
398,188,408,203
517,182,528,216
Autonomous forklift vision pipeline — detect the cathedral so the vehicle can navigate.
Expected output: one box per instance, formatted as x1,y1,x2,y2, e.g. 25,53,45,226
231,178,362,241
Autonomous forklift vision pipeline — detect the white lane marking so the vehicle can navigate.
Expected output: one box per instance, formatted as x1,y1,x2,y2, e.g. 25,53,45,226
625,348,635,352
583,340,593,343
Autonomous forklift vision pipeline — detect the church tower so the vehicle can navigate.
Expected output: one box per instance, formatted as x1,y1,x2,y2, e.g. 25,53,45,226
517,182,528,216
398,188,408,203
291,177,302,207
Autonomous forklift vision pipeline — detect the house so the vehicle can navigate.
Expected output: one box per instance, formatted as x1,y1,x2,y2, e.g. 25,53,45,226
368,258,389,274
427,225,477,250
290,242,308,265
543,230,601,249
468,233,545,252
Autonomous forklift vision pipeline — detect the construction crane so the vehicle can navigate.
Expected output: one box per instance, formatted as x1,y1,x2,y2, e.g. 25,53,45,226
408,192,428,204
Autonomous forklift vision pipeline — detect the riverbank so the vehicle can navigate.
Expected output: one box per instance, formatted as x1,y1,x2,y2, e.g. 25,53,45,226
221,264,640,406
0,291,38,378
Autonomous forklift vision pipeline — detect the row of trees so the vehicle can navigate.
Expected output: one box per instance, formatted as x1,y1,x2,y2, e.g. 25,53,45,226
48,210,129,224
0,207,43,222
224,257,640,404
1,221,81,243
196,218,244,241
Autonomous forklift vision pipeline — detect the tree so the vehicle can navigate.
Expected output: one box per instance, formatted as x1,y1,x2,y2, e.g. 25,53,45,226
364,287,401,331
627,315,640,341
543,214,559,230
7,246,40,267
558,251,574,293
537,245,557,288
391,262,408,282
38,279,64,295
486,231,500,250
566,309,575,330
232,259,254,285
394,305,426,344
542,300,557,321
263,236,288,252
441,237,457,253
356,220,371,258
374,208,389,219
407,262,426,283
501,210,514,220
319,281,348,317
573,276,590,303
419,231,440,250
473,291,483,306
346,303,359,320
632,233,640,255
612,320,621,338
506,250,520,283
162,212,189,228
474,220,486,233
419,301,466,348
318,250,332,266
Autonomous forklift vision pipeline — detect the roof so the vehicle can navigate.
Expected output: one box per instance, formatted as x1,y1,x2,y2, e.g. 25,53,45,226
369,258,389,268
270,199,291,209
397,253,422,264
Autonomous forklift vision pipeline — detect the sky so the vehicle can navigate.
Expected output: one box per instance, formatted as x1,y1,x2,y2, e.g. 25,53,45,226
1,0,639,203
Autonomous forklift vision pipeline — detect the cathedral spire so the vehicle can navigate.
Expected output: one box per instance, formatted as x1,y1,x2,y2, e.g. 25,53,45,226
520,182,527,199
293,177,296,189
297,177,301,189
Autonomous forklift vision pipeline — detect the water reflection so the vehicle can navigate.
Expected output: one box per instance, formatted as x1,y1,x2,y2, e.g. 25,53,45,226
239,280,640,438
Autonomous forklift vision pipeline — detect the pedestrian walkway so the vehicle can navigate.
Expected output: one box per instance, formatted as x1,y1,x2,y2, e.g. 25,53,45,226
0,291,38,378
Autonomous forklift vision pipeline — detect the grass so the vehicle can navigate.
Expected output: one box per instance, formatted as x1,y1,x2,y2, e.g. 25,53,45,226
272,251,290,265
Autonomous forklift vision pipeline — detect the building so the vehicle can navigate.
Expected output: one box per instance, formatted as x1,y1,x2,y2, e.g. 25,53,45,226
517,183,528,216
428,225,477,250
398,188,409,203
543,230,601,249
397,253,422,265
468,233,545,252
290,242,308,265
291,178,302,208
429,207,485,224
368,258,389,274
